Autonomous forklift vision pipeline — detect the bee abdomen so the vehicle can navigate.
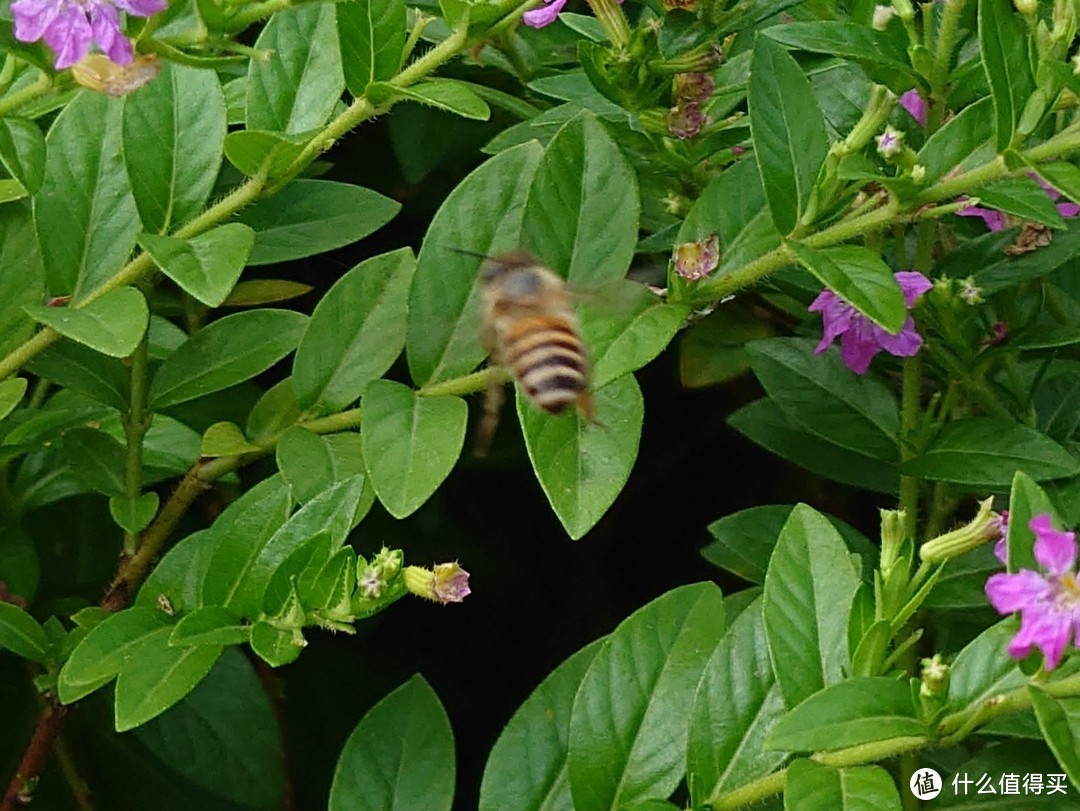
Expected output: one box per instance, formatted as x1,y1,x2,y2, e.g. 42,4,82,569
517,350,588,413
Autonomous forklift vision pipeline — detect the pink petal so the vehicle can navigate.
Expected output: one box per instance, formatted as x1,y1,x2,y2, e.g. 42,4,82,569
838,318,881,374
89,2,132,65
44,5,92,69
985,569,1052,614
1009,605,1073,669
957,205,1008,232
112,0,167,15
1030,515,1077,576
899,89,926,127
809,292,854,354
523,0,566,27
1029,172,1061,200
11,0,61,42
994,537,1007,564
873,317,923,357
1057,202,1080,218
894,270,932,306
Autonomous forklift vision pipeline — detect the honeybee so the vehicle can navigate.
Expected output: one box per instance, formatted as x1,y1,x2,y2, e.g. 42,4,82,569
475,250,596,455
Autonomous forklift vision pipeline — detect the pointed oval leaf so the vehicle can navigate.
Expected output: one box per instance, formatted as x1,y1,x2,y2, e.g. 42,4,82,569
109,492,160,534
0,376,27,423
63,427,126,496
788,243,907,333
765,677,928,752
0,117,44,194
947,619,1027,710
249,621,305,666
901,418,1080,487
223,279,313,307
122,62,227,234
784,760,902,811
973,177,1067,229
479,639,604,811
113,627,222,731
24,286,148,357
518,374,643,539
0,601,48,662
239,179,401,266
329,675,454,811
763,503,861,707
200,421,261,457
917,97,995,184
979,0,1034,151
360,380,467,519
168,606,251,647
568,582,726,811
293,248,415,411
749,36,828,234
1029,686,1080,789
687,597,787,806
407,141,543,386
371,80,491,120
138,224,255,307
0,206,44,357
35,91,139,296
247,4,344,134
520,111,638,286
337,0,406,96
224,129,308,177
1003,470,1060,573
275,426,370,509
148,309,308,409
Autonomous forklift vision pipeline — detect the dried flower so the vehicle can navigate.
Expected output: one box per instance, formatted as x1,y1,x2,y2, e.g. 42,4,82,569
673,72,714,105
403,562,471,604
71,52,159,96
808,270,932,374
986,514,1080,669
673,234,720,281
666,102,706,139
12,0,166,70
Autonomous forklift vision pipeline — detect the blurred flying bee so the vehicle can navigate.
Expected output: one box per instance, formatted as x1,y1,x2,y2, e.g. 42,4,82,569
474,250,596,455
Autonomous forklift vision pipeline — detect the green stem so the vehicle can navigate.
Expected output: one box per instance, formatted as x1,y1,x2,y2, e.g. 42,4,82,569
0,73,52,118
121,335,151,555
938,672,1080,745
930,0,966,96
898,352,923,538
225,0,294,30
420,368,504,398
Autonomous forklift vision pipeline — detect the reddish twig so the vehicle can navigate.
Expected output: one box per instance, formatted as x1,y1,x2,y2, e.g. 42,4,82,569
1,699,69,811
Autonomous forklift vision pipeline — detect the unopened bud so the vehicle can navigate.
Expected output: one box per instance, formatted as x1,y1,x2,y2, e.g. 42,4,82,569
920,498,1004,562
876,125,905,157
872,4,896,29
919,653,949,697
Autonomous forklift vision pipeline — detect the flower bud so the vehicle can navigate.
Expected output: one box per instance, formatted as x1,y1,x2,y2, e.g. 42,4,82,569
872,4,896,29
919,653,949,697
1013,0,1037,16
959,277,983,305
879,508,907,574
876,125,905,158
920,498,1004,562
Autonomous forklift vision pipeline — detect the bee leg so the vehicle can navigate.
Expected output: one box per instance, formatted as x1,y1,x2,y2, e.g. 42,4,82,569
473,368,505,457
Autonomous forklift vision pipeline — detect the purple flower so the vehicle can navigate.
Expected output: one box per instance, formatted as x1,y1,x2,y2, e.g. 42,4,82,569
994,509,1009,564
523,0,623,29
958,172,1080,231
11,0,165,70
876,126,904,157
986,514,1080,670
432,562,471,604
899,89,927,127
809,270,932,374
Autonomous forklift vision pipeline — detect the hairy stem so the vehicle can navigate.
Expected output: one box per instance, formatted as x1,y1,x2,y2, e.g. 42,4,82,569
121,335,151,555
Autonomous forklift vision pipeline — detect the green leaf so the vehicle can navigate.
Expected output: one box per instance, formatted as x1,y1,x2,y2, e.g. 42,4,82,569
765,22,914,74
763,504,861,707
901,419,1080,487
200,475,293,615
200,421,261,457
568,583,726,811
24,342,127,410
746,337,900,461
58,607,170,703
918,98,995,183
223,279,313,307
783,760,902,811
1034,161,1080,205
947,619,1027,711
0,205,44,358
687,597,787,805
766,677,928,751
1004,470,1060,573
122,63,227,234
407,141,543,386
479,639,604,811
169,606,251,647
148,309,308,409
580,282,690,389
275,427,370,510
138,224,255,307
330,675,455,811
787,243,907,333
520,111,638,286
24,286,148,357
360,380,467,518
0,376,27,423
133,649,284,809
109,492,160,534
371,80,491,120
223,129,308,177
0,601,48,662
35,91,139,296
979,0,1034,151
1030,686,1080,790
293,248,415,411
972,177,1066,229
114,628,222,731
247,377,304,444
238,179,401,266
518,374,643,539
679,305,772,388
703,505,875,585
337,0,406,96
247,4,344,134
63,427,126,496
0,117,44,194
136,529,216,615
749,36,828,234
249,621,305,666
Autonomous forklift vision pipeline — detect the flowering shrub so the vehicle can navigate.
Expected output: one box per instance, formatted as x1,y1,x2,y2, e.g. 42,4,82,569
2,0,1080,808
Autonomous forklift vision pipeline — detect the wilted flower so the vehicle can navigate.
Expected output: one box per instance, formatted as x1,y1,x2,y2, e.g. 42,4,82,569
71,52,159,95
12,0,166,70
921,498,1004,562
523,0,623,29
809,270,932,374
666,102,706,139
958,173,1080,231
899,89,927,127
876,125,904,157
986,514,1080,670
673,234,720,281
673,72,714,105
403,562,471,604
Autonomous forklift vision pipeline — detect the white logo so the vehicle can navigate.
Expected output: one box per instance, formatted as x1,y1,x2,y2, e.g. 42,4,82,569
910,767,942,800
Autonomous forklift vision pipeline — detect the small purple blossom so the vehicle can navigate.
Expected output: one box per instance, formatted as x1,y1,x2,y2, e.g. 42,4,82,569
432,562,471,604
899,89,927,127
673,234,720,281
523,0,623,29
809,270,932,374
12,0,166,70
876,126,904,158
986,514,1080,670
958,172,1080,231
